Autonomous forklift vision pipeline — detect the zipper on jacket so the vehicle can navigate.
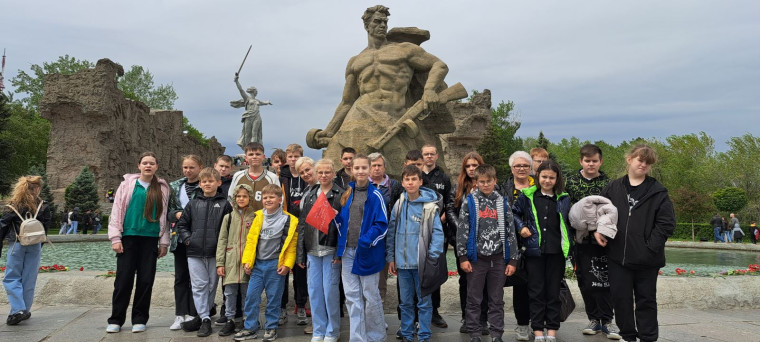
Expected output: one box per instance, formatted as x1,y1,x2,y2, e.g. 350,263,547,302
623,206,632,266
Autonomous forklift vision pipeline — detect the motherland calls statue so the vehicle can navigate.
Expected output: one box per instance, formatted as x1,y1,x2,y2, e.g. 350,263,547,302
231,74,272,149
306,5,467,176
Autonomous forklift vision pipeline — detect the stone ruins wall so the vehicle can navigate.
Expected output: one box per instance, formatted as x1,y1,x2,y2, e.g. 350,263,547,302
440,89,492,179
40,58,224,205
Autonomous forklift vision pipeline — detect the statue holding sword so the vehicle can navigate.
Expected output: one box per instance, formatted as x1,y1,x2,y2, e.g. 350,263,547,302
231,45,272,149
306,5,466,176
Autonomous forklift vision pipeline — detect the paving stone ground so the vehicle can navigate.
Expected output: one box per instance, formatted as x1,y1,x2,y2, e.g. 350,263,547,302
2,304,758,342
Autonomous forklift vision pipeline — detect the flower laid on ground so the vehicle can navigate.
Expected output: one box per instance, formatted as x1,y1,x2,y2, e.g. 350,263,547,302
79,267,84,271
97,271,117,278
38,264,69,273
720,264,760,276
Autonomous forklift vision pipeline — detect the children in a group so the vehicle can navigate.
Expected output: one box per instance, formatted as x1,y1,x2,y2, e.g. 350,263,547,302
1,176,52,326
229,142,281,212
564,144,620,339
336,154,388,342
386,165,445,342
513,160,572,342
235,184,298,342
105,152,170,333
167,154,204,330
296,158,345,342
598,145,675,342
176,167,233,337
456,164,518,342
215,184,256,336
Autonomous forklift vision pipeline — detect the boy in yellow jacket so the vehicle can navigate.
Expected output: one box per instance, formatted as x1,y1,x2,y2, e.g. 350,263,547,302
234,184,298,342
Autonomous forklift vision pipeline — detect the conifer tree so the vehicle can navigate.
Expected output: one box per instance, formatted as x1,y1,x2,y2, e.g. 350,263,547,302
64,167,100,212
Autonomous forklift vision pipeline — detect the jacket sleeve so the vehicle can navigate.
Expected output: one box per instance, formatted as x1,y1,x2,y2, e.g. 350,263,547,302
241,219,257,267
512,194,529,233
647,194,676,254
357,190,388,249
108,180,130,245
456,196,470,261
505,200,520,261
158,183,171,247
386,199,399,263
39,202,52,235
176,202,193,244
216,213,231,267
428,210,445,260
167,185,182,224
296,203,308,265
281,217,299,269
444,183,458,246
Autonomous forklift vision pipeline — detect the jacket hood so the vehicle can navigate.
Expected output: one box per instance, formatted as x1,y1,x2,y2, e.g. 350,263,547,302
408,186,440,204
198,191,228,201
231,183,255,210
280,165,293,178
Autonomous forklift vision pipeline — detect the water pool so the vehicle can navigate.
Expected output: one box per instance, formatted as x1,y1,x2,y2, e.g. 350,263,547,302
1,243,758,275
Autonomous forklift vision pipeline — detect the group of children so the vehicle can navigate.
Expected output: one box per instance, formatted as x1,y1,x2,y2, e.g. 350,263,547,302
93,140,674,342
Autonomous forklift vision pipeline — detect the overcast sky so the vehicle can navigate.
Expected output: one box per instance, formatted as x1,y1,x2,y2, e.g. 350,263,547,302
4,1,759,159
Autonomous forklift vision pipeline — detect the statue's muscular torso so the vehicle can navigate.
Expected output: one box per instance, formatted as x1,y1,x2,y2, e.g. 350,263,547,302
349,42,417,115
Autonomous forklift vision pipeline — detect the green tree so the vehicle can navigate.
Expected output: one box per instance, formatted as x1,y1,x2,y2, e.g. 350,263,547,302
536,131,550,150
10,55,93,113
0,93,14,193
0,99,50,193
720,134,760,202
659,132,721,193
713,187,749,213
477,100,522,181
671,185,714,241
64,167,100,212
118,65,178,110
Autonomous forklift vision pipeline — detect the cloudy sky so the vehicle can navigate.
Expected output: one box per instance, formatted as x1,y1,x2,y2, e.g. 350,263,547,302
4,1,759,159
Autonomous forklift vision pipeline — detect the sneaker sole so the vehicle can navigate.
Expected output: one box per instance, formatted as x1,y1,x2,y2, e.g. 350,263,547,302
582,330,600,335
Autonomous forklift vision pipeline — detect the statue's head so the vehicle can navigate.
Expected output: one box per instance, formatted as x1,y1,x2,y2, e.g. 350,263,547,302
246,87,258,96
362,5,390,38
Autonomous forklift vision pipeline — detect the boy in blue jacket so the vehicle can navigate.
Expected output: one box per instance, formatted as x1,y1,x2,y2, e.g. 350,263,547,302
456,165,518,342
386,165,445,342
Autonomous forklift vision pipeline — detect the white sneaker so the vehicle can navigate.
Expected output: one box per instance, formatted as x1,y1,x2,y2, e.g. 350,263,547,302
132,324,146,333
311,336,325,342
170,315,185,330
106,324,120,333
324,336,340,342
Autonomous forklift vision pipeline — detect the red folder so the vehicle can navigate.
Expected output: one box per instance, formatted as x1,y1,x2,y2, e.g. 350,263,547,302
305,191,336,235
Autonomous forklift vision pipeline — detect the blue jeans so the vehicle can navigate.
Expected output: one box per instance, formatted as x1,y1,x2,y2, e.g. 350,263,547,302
341,247,385,342
59,223,69,235
714,227,725,242
307,254,341,339
724,231,733,242
398,268,432,340
66,221,78,234
243,258,285,331
3,242,42,315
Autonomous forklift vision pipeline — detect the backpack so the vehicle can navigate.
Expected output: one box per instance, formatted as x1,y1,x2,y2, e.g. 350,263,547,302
6,202,52,247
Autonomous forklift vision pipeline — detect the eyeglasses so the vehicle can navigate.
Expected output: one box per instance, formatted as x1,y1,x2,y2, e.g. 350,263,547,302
512,164,530,170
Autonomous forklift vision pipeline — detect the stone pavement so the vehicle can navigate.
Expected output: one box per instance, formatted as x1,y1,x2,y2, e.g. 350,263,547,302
2,304,758,342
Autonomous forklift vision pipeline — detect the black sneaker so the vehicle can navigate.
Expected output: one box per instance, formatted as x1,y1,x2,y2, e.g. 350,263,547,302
470,337,482,342
219,320,237,336
396,328,403,339
197,318,212,337
215,315,228,326
492,337,504,342
20,311,31,321
6,311,25,325
182,316,202,332
431,312,448,328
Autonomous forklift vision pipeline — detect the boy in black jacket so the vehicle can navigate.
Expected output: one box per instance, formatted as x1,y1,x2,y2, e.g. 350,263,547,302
177,168,233,337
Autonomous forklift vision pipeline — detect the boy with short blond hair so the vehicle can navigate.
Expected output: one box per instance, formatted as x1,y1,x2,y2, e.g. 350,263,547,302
229,142,280,212
176,167,233,337
234,184,299,342
387,165,445,342
456,165,518,342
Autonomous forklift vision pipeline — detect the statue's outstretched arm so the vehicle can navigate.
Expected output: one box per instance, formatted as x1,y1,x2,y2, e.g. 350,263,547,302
234,78,248,100
323,59,359,137
259,100,272,106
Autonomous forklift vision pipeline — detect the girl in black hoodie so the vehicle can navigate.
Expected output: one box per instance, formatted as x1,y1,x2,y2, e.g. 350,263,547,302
596,145,675,342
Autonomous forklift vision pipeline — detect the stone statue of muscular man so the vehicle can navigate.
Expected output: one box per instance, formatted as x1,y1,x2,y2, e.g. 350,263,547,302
306,5,463,176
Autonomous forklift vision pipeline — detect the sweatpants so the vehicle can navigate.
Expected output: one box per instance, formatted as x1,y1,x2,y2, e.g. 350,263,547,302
342,247,385,342
575,243,613,323
512,282,531,326
608,260,659,342
172,244,198,317
465,254,506,338
223,283,247,319
525,253,566,332
108,236,158,326
188,257,219,320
